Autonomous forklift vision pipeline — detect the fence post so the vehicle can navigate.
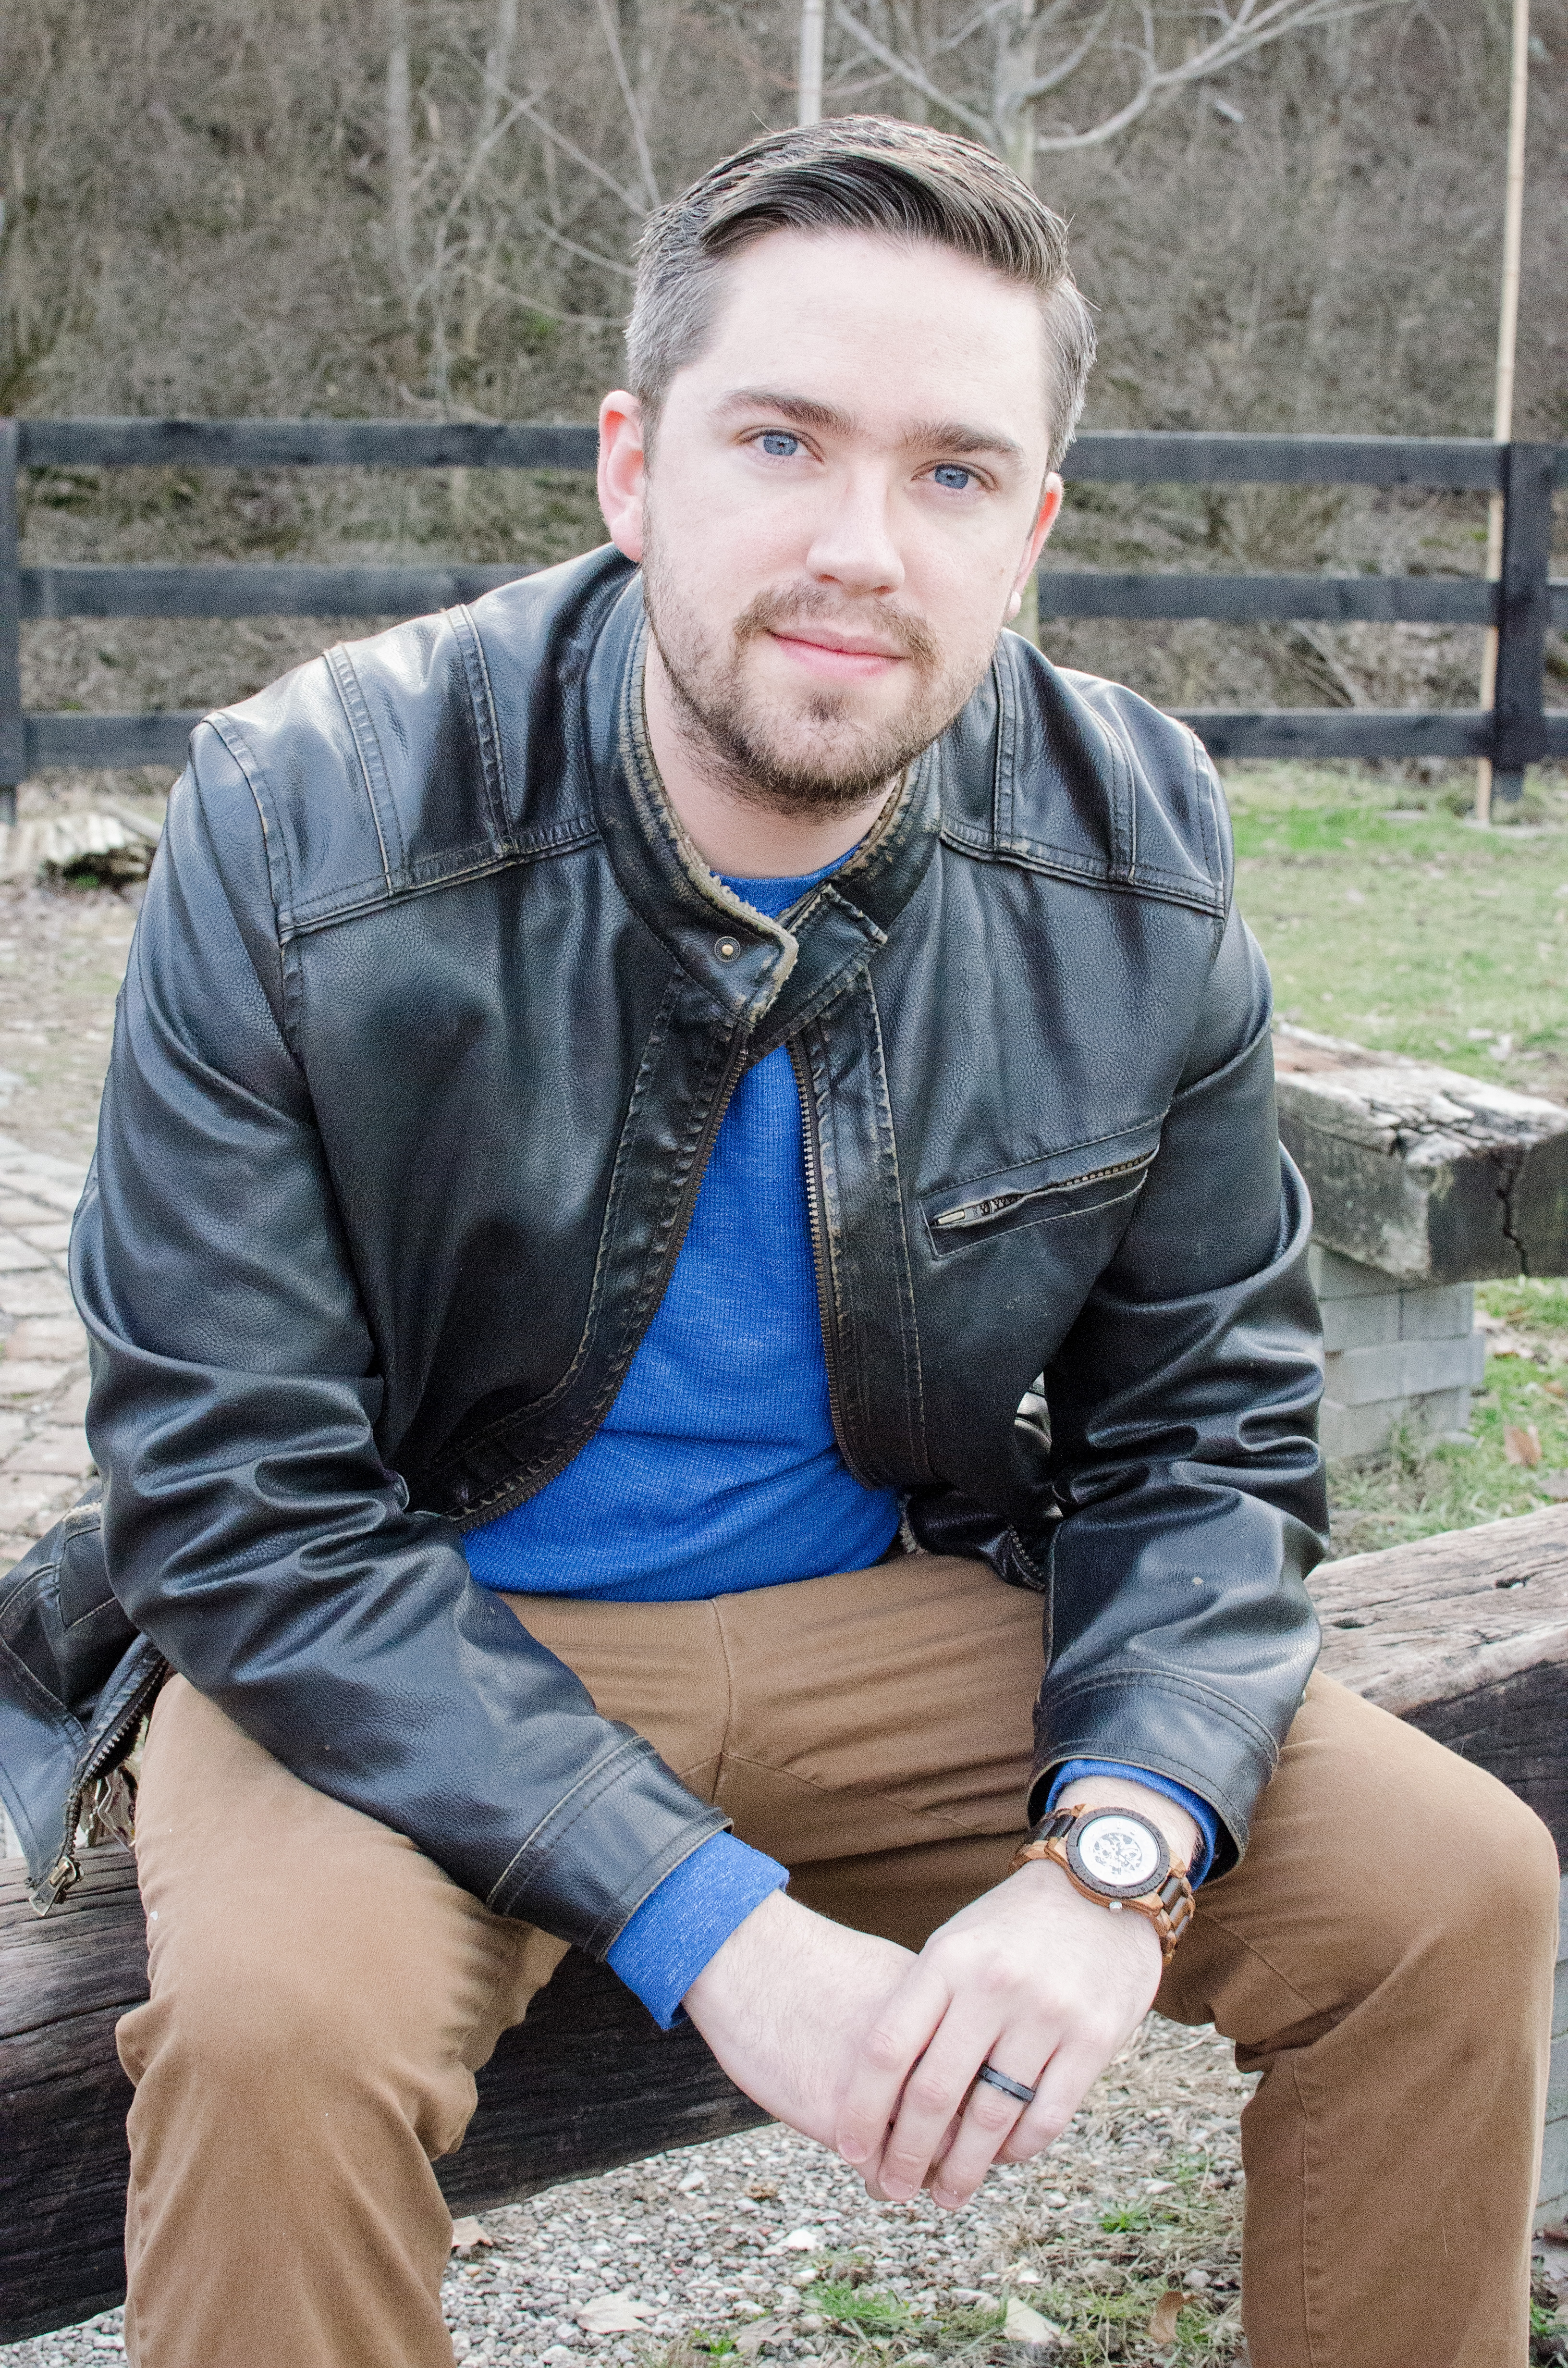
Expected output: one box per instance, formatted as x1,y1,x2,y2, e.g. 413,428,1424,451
0,422,19,829
1489,440,1556,805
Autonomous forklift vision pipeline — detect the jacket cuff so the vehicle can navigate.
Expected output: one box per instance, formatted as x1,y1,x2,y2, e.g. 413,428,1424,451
606,1832,789,2030
485,1729,731,1949
1042,1759,1218,1886
1031,1671,1292,1878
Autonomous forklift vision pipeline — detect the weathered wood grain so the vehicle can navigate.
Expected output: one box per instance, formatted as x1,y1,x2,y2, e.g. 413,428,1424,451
0,1850,764,2345
1313,1503,1568,1850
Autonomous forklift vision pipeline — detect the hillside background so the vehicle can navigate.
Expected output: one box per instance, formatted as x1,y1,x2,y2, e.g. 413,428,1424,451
1,0,1565,738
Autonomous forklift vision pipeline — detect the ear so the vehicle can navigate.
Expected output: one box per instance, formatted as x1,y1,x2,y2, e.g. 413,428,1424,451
599,391,649,562
1004,473,1064,621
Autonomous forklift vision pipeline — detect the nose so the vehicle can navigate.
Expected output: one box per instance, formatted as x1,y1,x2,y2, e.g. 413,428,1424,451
801,467,906,598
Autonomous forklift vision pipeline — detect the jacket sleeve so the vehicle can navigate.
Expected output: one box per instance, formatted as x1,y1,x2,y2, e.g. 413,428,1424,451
1030,903,1328,1873
70,726,726,1953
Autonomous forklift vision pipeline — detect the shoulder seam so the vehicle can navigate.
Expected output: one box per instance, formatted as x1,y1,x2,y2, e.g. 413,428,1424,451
448,603,512,844
324,643,400,894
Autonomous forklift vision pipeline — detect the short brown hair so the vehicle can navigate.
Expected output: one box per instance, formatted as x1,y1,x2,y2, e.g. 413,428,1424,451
626,116,1096,473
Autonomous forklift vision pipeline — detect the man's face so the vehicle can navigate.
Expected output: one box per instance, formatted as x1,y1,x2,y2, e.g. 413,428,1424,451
600,229,1062,816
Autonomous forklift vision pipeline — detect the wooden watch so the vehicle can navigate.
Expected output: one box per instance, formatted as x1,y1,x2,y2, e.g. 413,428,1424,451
1008,1803,1195,1962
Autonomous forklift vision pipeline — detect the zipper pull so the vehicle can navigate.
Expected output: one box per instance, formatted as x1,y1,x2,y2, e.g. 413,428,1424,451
29,1849,80,1917
935,1192,1020,1230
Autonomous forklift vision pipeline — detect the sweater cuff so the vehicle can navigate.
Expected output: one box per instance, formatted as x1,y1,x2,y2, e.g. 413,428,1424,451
1044,1759,1218,1887
605,1832,789,2030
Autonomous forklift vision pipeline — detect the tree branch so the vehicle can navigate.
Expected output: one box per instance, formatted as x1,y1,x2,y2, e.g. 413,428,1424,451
592,0,662,212
471,59,649,218
831,3,993,139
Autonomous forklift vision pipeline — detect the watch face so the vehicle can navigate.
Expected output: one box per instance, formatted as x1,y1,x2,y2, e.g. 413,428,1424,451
1067,1811,1169,1899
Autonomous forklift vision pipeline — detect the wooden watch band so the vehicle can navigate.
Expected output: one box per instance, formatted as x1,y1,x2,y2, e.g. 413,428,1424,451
1008,1807,1196,1962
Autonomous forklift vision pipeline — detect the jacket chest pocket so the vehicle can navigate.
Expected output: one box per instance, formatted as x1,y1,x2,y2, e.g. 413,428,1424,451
920,1121,1163,1258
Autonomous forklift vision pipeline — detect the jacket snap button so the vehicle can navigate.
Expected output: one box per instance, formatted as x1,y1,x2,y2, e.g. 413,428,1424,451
715,937,740,961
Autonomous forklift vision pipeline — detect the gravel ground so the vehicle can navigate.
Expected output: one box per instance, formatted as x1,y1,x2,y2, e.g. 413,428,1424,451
1,2018,1250,2368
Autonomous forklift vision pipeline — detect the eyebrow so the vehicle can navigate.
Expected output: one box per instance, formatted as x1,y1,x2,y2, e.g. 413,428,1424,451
714,387,1027,468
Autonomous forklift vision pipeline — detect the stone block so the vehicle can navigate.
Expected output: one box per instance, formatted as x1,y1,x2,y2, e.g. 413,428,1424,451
1542,2118,1568,2226
1323,1329,1486,1410
2,1426,93,1477
0,1472,64,1525
0,1361,72,1399
14,1221,71,1253
1279,1025,1568,1282
1399,1282,1476,1343
51,1375,90,1424
1308,1244,1393,1300
6,1316,86,1360
1319,1384,1473,1463
0,1272,75,1317
0,1235,51,1274
1319,1291,1402,1353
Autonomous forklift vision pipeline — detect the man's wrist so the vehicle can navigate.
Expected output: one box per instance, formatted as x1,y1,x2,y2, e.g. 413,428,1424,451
606,1833,788,2030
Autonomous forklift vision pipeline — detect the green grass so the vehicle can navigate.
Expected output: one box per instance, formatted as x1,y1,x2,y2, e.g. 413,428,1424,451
1219,762,1568,1551
1328,1279,1568,1556
1226,762,1568,1104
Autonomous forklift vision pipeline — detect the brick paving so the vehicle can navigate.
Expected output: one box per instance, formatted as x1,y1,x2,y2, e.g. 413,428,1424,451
0,1132,95,1563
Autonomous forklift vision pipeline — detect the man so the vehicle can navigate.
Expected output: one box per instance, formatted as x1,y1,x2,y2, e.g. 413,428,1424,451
68,116,1554,2368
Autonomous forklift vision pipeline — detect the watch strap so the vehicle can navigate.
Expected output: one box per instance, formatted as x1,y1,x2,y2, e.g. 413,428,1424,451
1009,1805,1195,1962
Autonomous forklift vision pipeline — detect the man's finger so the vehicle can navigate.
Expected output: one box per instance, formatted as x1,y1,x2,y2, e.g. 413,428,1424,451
929,2034,1106,2207
834,1960,953,2168
870,2014,1054,2204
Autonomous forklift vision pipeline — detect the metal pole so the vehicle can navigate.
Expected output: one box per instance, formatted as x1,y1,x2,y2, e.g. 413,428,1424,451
798,0,825,126
0,420,21,833
1475,0,1531,823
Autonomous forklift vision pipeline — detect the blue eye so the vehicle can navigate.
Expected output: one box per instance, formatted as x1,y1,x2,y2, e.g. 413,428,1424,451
933,464,975,491
760,431,801,458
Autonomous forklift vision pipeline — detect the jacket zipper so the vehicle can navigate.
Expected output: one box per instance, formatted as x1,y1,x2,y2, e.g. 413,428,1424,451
788,1036,873,1487
933,1151,1151,1233
455,1027,757,1530
31,1650,167,1915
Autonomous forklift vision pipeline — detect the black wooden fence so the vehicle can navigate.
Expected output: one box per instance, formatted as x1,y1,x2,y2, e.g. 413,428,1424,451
0,417,1563,829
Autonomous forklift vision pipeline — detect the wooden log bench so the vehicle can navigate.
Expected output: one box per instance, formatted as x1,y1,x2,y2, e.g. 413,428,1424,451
4,1506,1567,2343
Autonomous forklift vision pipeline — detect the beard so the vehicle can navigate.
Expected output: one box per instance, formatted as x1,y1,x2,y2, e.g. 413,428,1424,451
640,519,988,820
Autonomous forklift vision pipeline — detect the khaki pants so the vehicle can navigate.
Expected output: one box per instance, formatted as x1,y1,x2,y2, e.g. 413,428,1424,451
119,1554,1558,2368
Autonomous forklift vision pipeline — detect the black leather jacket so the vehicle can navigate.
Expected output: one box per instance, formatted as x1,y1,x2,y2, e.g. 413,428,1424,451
10,546,1327,1935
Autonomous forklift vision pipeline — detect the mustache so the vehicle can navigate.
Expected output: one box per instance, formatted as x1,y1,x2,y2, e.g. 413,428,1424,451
731,585,943,672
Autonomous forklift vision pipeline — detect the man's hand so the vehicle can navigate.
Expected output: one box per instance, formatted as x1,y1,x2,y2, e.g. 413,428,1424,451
837,1779,1197,2211
685,1779,1195,2213
683,1890,918,2150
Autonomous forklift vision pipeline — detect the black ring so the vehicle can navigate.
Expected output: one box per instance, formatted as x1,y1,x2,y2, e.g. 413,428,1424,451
975,2062,1037,2107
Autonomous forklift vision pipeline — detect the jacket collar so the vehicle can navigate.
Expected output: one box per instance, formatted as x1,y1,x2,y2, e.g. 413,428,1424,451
583,573,942,1045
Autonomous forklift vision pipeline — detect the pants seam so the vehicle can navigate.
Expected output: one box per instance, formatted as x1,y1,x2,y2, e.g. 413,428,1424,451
1184,1910,1335,2024
710,1597,741,1781
1291,2051,1322,2368
715,1747,1019,1842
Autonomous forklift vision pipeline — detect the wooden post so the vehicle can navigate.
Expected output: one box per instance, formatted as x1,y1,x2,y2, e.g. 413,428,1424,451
1475,0,1532,824
0,422,21,832
798,0,825,125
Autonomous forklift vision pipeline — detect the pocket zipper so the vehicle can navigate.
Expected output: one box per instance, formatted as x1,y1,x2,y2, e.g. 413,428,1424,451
933,1151,1152,1233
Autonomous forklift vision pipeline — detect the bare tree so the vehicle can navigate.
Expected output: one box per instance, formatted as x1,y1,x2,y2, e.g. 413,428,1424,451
385,0,415,295
825,0,1409,181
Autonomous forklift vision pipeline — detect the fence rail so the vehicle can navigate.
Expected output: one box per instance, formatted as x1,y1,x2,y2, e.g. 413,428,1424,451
1,419,1563,824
